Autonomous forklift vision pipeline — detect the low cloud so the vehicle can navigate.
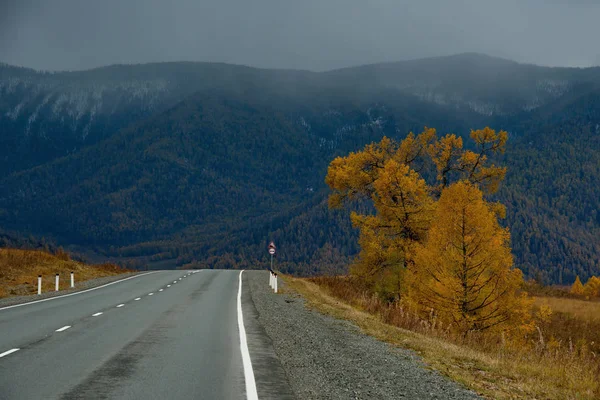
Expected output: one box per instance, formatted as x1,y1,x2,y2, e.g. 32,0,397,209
1,0,599,71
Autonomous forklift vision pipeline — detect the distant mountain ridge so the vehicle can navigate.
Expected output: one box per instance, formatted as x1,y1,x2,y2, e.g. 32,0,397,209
1,53,599,283
2,53,597,174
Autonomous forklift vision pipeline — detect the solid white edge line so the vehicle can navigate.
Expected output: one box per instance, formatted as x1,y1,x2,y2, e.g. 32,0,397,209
116,304,125,308
92,312,103,317
55,325,71,332
0,271,159,312
0,348,20,358
238,270,258,400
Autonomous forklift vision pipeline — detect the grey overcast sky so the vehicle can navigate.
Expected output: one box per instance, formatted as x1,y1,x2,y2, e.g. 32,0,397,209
1,0,599,72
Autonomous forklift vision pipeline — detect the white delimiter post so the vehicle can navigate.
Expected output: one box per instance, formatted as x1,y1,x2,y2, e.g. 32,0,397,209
37,275,42,295
274,274,278,293
55,273,59,292
70,271,75,288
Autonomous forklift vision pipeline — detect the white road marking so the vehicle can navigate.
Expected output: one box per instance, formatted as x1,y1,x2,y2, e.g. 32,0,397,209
92,312,103,317
179,278,182,280
167,285,171,288
134,298,141,301
0,272,159,312
173,281,177,284
238,270,258,400
0,348,20,358
116,304,125,308
55,325,71,332
159,289,163,292
149,293,154,296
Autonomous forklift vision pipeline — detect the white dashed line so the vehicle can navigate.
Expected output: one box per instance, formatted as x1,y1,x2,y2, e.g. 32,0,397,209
0,348,20,358
149,293,154,296
92,312,103,317
167,285,171,288
135,298,141,301
116,304,125,308
55,325,71,332
173,281,177,284
159,289,163,292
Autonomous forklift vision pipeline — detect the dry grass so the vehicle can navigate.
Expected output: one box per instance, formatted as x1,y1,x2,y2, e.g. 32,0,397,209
534,296,600,322
284,275,600,400
0,248,128,298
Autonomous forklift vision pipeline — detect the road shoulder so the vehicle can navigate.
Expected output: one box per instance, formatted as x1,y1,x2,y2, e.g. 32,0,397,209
243,271,296,400
246,270,480,400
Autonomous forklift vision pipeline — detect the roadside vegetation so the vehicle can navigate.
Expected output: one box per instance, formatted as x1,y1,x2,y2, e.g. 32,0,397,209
314,127,600,398
286,275,600,399
0,248,126,298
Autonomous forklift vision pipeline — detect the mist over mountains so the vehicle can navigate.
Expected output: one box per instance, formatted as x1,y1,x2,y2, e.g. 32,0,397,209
1,53,598,284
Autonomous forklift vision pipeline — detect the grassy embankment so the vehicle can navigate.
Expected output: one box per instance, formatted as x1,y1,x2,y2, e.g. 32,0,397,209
283,275,600,400
0,248,127,298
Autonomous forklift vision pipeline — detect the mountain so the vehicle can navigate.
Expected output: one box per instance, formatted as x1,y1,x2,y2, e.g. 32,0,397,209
1,53,599,283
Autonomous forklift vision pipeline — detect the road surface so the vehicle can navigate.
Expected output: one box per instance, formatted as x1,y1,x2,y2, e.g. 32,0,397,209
0,270,292,399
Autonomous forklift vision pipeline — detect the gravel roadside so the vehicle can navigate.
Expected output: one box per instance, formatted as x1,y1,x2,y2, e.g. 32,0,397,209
246,271,481,400
0,271,144,309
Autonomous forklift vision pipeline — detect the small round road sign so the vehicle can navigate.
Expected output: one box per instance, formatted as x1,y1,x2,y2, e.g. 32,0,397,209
269,248,276,255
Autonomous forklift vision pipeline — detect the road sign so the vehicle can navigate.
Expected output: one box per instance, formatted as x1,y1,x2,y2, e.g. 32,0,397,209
268,242,276,271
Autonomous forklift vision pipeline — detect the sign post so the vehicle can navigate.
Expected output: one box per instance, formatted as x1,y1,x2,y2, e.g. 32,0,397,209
268,242,276,271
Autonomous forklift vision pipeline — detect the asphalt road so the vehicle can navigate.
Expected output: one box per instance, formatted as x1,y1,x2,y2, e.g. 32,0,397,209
0,269,291,400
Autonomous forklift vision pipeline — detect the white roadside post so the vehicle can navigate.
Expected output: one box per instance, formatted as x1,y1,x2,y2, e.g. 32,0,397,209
55,273,59,292
274,273,278,293
70,271,75,288
37,275,42,295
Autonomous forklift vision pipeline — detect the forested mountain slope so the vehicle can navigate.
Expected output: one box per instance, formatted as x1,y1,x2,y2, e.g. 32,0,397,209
1,54,598,283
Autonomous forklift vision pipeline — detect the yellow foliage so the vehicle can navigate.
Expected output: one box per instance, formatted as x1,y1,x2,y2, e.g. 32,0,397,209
536,303,553,324
570,276,585,295
428,133,464,187
325,126,516,331
410,182,527,334
583,276,600,297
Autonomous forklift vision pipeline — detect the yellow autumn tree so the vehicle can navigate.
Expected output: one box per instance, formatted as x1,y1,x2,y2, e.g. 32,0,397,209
349,161,435,299
570,276,585,295
326,127,509,301
410,181,526,334
583,276,600,297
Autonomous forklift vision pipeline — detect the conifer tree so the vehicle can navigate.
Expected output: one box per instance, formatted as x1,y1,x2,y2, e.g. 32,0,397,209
570,276,584,295
583,276,600,297
326,127,509,302
411,182,525,334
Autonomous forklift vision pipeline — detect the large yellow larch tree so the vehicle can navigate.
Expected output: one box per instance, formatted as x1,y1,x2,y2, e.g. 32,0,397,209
411,181,525,334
